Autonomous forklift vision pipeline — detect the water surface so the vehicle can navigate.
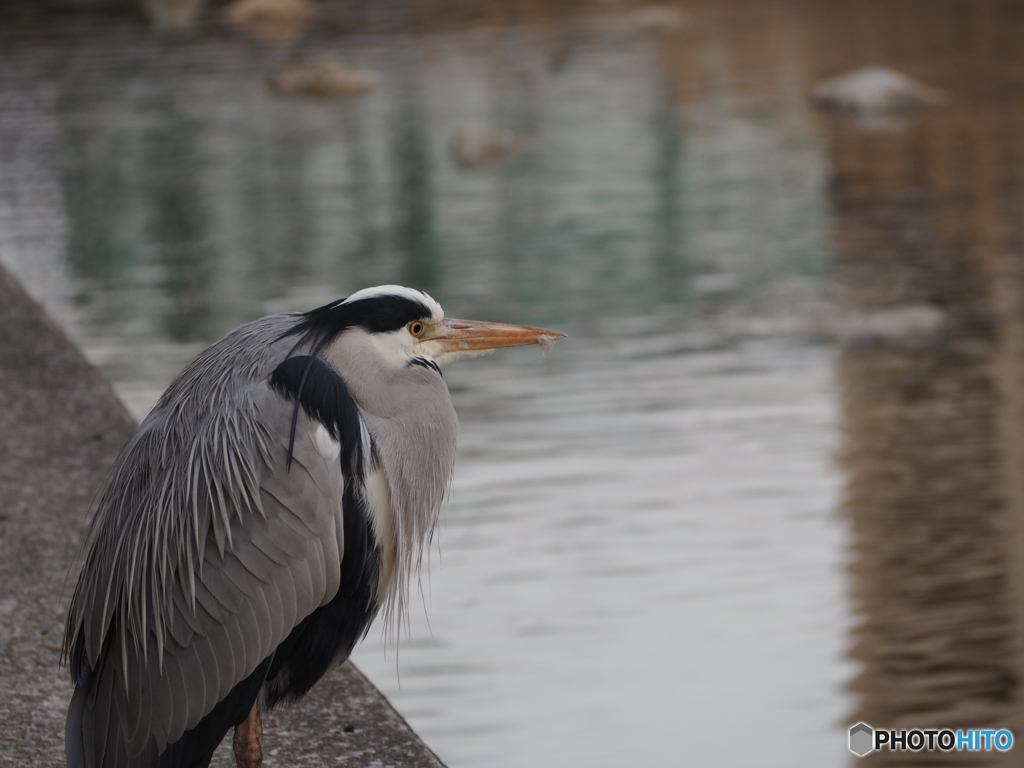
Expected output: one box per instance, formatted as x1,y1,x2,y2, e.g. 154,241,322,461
0,5,850,766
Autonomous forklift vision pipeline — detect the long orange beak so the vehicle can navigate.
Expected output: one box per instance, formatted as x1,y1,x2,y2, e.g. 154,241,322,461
428,318,566,352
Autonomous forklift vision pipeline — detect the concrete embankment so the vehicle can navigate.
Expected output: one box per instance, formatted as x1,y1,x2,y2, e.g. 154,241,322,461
0,265,445,767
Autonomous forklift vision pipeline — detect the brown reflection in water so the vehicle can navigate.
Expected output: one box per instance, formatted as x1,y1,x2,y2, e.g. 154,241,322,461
809,0,1024,759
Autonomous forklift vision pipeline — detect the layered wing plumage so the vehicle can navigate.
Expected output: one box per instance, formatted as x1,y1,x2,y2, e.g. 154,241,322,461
64,316,374,768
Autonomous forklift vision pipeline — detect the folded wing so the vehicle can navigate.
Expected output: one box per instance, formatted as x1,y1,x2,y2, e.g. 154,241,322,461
66,375,353,768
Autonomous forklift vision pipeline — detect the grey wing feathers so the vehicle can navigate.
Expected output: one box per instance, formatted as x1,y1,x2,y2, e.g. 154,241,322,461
65,316,350,767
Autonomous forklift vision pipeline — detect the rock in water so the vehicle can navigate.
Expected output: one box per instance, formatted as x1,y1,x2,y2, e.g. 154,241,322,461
450,130,524,168
143,0,205,28
812,66,947,118
627,6,687,35
224,0,314,42
268,57,382,99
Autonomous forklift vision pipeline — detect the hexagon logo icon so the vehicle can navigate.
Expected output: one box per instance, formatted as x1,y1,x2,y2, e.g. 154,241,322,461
849,722,874,757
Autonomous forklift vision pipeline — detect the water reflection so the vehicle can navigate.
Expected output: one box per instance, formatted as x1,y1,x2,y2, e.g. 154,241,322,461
392,52,441,290
809,1,1024,757
0,4,843,768
7,12,828,416
651,72,687,295
146,94,218,342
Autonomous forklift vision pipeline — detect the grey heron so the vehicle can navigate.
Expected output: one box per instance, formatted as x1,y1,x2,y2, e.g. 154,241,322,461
62,285,564,768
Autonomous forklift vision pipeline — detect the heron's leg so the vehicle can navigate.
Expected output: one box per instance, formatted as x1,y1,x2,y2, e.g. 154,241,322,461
233,702,263,768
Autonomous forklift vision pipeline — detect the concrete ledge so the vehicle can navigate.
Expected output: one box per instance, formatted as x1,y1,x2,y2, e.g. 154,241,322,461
0,265,445,767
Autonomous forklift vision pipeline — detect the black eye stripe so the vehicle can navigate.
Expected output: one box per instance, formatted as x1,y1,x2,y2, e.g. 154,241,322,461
286,294,433,342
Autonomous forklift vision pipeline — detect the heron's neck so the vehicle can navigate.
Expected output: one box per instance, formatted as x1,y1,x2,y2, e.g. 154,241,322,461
321,332,458,611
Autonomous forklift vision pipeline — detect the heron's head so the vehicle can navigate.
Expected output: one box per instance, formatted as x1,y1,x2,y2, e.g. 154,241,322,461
294,285,565,369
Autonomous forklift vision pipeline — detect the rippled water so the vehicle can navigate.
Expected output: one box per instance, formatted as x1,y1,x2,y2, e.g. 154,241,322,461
0,5,851,766
354,337,848,767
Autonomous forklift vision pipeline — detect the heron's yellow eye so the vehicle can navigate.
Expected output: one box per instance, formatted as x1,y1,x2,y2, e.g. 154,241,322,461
409,321,426,337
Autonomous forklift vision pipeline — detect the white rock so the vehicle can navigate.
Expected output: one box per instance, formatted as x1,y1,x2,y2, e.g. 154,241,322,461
812,66,947,117
835,304,946,342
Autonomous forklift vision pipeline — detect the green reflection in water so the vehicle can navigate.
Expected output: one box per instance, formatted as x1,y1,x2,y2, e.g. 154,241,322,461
52,23,828,349
651,74,687,302
340,106,383,271
144,94,216,343
393,60,440,291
